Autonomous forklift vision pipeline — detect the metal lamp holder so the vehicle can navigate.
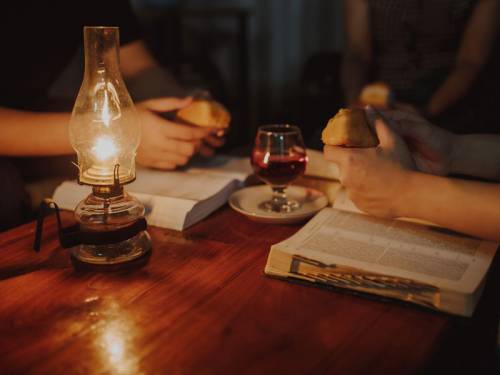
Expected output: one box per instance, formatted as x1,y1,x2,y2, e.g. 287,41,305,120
33,164,147,252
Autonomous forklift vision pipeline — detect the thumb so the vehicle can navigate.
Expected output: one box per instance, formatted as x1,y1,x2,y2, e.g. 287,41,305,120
369,115,398,148
375,118,397,147
323,145,357,168
365,107,397,147
139,96,192,113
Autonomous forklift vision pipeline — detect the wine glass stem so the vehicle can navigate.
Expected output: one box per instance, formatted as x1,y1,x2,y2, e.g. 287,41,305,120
271,187,287,209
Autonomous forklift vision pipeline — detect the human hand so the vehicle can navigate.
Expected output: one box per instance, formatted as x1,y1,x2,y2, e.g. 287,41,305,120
136,97,215,169
198,134,225,158
192,97,228,157
393,101,421,115
195,97,229,157
324,111,416,218
381,110,457,176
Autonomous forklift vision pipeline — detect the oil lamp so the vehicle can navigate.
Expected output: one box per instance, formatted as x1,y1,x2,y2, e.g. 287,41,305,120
66,26,151,265
35,26,150,266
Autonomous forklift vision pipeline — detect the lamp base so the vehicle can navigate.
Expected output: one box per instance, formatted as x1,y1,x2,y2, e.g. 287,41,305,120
72,186,151,265
71,230,151,265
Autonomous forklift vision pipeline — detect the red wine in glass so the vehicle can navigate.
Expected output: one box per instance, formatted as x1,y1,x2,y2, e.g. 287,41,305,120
251,151,307,187
251,124,308,213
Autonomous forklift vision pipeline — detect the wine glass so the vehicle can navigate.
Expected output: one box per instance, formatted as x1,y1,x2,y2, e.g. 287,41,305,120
251,124,308,213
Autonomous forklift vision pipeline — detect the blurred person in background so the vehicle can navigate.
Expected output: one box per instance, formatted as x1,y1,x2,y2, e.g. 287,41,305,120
342,0,500,134
0,0,224,230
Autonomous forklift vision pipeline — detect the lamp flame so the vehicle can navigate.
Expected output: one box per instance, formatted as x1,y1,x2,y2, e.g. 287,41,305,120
92,136,118,162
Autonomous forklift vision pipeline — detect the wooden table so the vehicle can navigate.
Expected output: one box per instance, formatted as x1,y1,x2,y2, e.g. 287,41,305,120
0,207,498,374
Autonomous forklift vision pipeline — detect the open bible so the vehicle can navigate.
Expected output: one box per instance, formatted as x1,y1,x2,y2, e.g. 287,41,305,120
51,150,333,231
264,199,498,317
53,156,251,231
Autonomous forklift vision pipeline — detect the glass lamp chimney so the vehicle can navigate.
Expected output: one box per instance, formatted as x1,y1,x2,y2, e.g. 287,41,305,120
69,26,140,186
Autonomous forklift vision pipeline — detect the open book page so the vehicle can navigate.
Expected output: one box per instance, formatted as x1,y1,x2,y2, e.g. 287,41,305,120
129,166,240,201
130,179,240,230
53,168,238,207
53,156,247,230
187,155,252,181
272,208,498,295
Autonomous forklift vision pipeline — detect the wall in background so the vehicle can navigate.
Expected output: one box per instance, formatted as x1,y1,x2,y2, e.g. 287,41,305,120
184,0,343,124
134,0,343,133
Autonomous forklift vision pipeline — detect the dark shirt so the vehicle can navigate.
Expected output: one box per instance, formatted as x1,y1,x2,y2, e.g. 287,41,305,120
370,0,475,98
369,0,500,133
0,0,141,111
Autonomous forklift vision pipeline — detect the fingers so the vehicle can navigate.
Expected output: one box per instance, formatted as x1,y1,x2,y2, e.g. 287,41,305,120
160,137,202,157
379,109,427,137
155,151,190,167
323,145,359,168
373,117,398,148
159,119,212,141
198,144,215,158
382,109,429,125
162,137,219,160
137,149,190,170
137,135,198,168
144,160,177,170
204,134,225,148
365,108,398,148
140,97,192,113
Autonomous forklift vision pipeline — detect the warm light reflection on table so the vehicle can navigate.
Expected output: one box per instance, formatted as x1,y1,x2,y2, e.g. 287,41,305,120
90,298,141,375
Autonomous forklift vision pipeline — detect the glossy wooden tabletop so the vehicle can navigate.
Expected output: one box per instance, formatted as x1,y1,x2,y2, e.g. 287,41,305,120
0,207,498,375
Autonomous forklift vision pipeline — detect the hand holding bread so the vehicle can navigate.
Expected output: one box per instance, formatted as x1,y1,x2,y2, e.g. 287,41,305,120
321,108,379,148
176,99,231,131
359,82,392,109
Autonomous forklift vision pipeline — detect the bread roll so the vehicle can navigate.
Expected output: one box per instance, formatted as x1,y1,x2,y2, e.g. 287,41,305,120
359,82,391,108
321,108,379,148
176,99,231,129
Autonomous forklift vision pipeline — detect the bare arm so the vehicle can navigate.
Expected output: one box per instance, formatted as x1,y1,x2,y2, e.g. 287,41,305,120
427,0,500,116
341,0,371,106
400,172,500,241
0,41,183,157
0,41,220,164
324,113,500,241
120,40,225,155
0,108,72,156
383,110,500,180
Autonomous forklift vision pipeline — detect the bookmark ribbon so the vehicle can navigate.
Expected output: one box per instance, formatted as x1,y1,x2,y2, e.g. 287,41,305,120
290,255,441,310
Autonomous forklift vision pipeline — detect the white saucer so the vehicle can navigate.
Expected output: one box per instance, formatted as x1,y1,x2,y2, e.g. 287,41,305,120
229,185,328,224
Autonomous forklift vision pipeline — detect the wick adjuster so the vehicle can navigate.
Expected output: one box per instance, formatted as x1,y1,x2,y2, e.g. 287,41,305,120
33,199,147,252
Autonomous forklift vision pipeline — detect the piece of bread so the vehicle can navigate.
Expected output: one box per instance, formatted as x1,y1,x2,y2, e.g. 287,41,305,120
359,82,391,108
321,108,379,148
176,99,231,129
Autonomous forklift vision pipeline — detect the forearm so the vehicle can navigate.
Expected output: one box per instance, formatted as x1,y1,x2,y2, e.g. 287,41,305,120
426,64,480,116
400,171,500,241
451,134,500,180
341,54,369,106
0,108,72,156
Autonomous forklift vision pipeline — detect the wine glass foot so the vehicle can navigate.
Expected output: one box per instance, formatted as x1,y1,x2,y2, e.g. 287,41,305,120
260,199,300,213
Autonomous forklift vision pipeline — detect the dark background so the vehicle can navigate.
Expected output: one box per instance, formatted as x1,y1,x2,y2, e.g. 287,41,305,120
132,0,345,149
47,0,344,150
